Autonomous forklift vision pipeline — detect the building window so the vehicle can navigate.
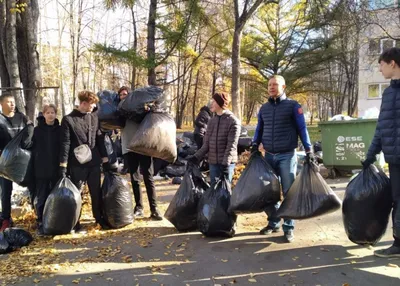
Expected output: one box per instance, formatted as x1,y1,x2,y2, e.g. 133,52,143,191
368,83,389,98
369,38,400,54
369,0,398,9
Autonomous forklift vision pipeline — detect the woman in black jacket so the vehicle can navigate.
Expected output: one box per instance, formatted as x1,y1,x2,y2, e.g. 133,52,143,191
32,104,61,235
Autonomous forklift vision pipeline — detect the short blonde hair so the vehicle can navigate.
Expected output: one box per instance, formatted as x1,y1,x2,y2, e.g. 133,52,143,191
43,104,58,114
78,90,99,104
269,75,286,85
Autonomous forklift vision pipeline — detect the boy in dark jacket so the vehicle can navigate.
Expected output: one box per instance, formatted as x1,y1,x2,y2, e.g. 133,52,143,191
189,92,241,185
364,48,400,258
0,92,33,231
193,104,212,149
59,90,112,231
33,104,61,235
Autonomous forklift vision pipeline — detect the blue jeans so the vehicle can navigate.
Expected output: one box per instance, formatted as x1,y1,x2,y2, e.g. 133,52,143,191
265,151,297,232
209,163,235,186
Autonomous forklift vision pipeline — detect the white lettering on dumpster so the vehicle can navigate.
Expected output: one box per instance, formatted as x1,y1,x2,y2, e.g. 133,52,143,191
335,136,366,161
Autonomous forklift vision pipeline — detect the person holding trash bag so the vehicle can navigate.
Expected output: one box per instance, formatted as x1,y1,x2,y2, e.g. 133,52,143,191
0,92,33,232
362,47,400,258
120,88,163,221
251,75,313,243
188,92,240,185
59,90,113,231
117,86,129,175
32,104,61,236
193,103,212,149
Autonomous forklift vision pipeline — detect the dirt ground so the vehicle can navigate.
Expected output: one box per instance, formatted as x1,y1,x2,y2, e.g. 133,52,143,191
0,176,399,286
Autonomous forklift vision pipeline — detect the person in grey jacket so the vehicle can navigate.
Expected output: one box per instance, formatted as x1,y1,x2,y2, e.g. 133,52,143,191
363,47,400,258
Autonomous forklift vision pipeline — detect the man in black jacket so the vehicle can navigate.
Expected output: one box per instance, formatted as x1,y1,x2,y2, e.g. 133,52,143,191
0,92,32,231
59,90,112,231
364,48,400,258
193,104,212,149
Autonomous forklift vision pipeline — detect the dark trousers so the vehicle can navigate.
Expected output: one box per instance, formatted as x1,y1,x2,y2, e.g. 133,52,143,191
70,165,102,223
0,177,13,219
124,152,157,212
34,178,57,223
389,164,400,246
194,133,204,149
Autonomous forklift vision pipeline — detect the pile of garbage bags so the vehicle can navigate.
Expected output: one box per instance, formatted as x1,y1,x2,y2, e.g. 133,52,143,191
43,178,82,235
0,228,33,254
343,165,392,245
97,90,123,131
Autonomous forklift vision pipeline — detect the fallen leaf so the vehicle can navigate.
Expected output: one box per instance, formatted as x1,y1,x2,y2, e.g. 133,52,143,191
221,259,228,263
278,273,290,277
334,258,340,261
229,279,237,284
388,263,399,268
152,278,157,282
350,261,357,264
72,280,80,284
248,278,257,283
312,271,318,275
106,278,113,281
33,279,40,283
342,284,350,286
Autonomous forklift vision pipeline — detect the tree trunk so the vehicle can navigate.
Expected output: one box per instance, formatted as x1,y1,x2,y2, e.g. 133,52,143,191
147,0,157,85
192,69,200,127
131,6,138,89
212,47,217,95
5,0,24,113
0,1,10,88
231,27,242,120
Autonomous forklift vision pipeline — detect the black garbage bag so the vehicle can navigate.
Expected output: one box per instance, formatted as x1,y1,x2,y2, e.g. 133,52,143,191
240,126,248,137
43,178,82,235
97,90,123,130
118,86,166,122
3,228,33,251
277,162,342,219
162,165,186,178
229,152,280,214
237,137,252,155
197,177,237,237
0,233,10,254
183,132,195,143
104,133,118,165
114,136,123,158
102,172,134,229
172,177,182,185
153,158,170,176
129,112,177,163
343,165,392,245
165,164,209,231
0,126,34,186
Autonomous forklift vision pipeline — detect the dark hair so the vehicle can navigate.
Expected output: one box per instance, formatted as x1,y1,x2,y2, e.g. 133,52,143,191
118,86,129,95
378,47,400,67
0,92,14,102
78,90,99,104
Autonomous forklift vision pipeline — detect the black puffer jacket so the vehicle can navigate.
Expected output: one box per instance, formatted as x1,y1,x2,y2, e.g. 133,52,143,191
33,117,61,179
0,112,30,151
367,79,400,164
194,106,212,136
60,109,107,168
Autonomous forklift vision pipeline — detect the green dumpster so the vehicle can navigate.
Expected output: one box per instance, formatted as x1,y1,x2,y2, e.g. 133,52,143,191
318,119,384,178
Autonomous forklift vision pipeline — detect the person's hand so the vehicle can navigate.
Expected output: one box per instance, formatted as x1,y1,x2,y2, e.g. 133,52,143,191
103,162,118,172
250,144,259,154
361,157,375,169
305,152,315,164
187,156,199,166
59,166,67,178
221,165,230,179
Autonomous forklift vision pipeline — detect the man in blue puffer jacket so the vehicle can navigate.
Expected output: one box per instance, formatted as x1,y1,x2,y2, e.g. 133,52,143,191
363,47,400,258
252,75,313,243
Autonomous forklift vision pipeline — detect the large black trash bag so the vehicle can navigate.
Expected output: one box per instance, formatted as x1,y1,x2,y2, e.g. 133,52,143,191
229,152,280,214
197,177,237,237
104,134,118,165
165,164,209,231
129,112,177,163
102,172,134,229
114,136,123,158
153,158,169,176
3,228,33,251
240,126,248,137
118,86,166,122
43,178,82,235
237,137,252,155
0,126,34,186
343,165,392,245
277,161,342,219
97,90,123,130
162,165,186,178
0,233,10,254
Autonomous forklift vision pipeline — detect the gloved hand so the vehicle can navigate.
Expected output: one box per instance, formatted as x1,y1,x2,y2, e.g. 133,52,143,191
305,152,315,164
59,166,67,178
103,162,118,172
187,156,199,166
221,165,230,179
362,157,375,169
250,144,259,154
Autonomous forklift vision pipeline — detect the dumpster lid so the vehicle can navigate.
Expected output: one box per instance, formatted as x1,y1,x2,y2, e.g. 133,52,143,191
318,119,378,126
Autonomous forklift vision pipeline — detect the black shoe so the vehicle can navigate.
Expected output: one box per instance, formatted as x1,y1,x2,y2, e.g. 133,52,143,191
374,245,400,258
284,230,294,243
72,222,87,234
134,208,144,218
259,226,280,235
150,210,163,221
